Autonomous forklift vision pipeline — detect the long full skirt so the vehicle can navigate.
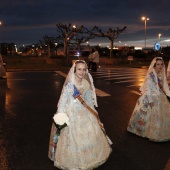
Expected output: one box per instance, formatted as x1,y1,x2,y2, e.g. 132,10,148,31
127,92,170,142
49,105,112,169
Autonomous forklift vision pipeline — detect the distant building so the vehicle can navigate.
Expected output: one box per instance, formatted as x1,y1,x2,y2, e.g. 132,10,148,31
68,45,91,57
0,43,17,55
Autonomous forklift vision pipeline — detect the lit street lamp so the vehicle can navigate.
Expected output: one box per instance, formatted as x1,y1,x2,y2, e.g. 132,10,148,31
158,33,161,42
141,16,149,49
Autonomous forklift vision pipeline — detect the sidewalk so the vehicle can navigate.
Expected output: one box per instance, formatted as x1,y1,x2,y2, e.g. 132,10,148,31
6,62,148,72
4,57,150,72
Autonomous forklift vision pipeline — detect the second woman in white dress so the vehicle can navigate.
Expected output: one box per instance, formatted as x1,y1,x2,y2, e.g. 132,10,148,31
127,57,170,142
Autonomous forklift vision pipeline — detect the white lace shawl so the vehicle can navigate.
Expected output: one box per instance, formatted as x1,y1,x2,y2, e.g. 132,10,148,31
140,57,170,97
59,60,98,107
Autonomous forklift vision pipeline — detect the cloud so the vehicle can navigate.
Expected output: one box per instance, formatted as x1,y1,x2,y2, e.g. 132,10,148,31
0,0,170,47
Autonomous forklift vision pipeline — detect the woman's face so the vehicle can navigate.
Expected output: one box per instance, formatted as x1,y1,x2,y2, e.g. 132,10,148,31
154,59,164,72
75,63,86,80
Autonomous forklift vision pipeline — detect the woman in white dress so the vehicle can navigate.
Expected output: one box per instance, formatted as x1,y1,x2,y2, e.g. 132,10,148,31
167,60,170,79
0,54,6,78
127,57,170,142
49,60,112,169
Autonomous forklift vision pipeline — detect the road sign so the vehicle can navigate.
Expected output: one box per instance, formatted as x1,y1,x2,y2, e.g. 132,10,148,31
154,42,161,51
128,56,133,60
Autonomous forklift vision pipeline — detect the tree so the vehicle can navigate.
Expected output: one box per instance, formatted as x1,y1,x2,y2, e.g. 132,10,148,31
39,35,56,57
90,26,127,57
56,23,84,57
69,28,95,56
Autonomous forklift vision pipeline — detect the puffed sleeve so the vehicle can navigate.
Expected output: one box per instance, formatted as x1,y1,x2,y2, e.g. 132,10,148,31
57,82,73,113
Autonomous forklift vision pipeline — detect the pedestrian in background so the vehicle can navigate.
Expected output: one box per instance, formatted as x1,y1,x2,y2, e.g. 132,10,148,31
48,60,112,169
92,48,99,72
0,54,6,78
127,57,170,142
88,49,94,70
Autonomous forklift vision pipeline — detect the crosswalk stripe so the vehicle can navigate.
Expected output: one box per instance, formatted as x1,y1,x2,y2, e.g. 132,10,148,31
130,90,141,95
92,71,147,74
105,76,145,80
114,79,143,83
127,84,141,87
95,89,111,97
96,74,145,79
93,73,146,76
56,71,67,77
90,68,147,89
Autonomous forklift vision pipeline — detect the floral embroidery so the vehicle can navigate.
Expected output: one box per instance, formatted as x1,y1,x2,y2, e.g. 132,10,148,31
150,72,157,85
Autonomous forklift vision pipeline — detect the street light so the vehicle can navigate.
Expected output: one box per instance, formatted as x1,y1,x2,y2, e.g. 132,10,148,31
158,33,161,42
141,16,149,49
72,25,76,29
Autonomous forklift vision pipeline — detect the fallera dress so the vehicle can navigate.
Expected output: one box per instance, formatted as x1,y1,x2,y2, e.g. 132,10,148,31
127,57,170,142
48,61,112,170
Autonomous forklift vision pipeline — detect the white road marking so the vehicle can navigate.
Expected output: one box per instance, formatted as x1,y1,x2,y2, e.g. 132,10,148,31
55,71,111,97
105,76,145,80
93,72,146,76
94,74,146,79
114,79,143,83
126,84,140,87
56,71,67,77
130,90,141,95
95,89,111,97
92,71,147,75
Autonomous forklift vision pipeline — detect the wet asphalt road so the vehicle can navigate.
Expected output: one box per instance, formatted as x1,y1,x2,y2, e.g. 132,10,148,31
0,70,169,170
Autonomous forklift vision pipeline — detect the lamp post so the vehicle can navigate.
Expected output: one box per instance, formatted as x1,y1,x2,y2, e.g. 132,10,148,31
141,17,149,49
158,33,161,42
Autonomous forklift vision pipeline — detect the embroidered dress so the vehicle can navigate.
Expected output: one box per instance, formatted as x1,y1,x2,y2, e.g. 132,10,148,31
127,57,170,142
49,61,112,169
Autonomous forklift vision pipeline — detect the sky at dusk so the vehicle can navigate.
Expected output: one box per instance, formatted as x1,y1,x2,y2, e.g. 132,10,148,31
0,0,170,49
